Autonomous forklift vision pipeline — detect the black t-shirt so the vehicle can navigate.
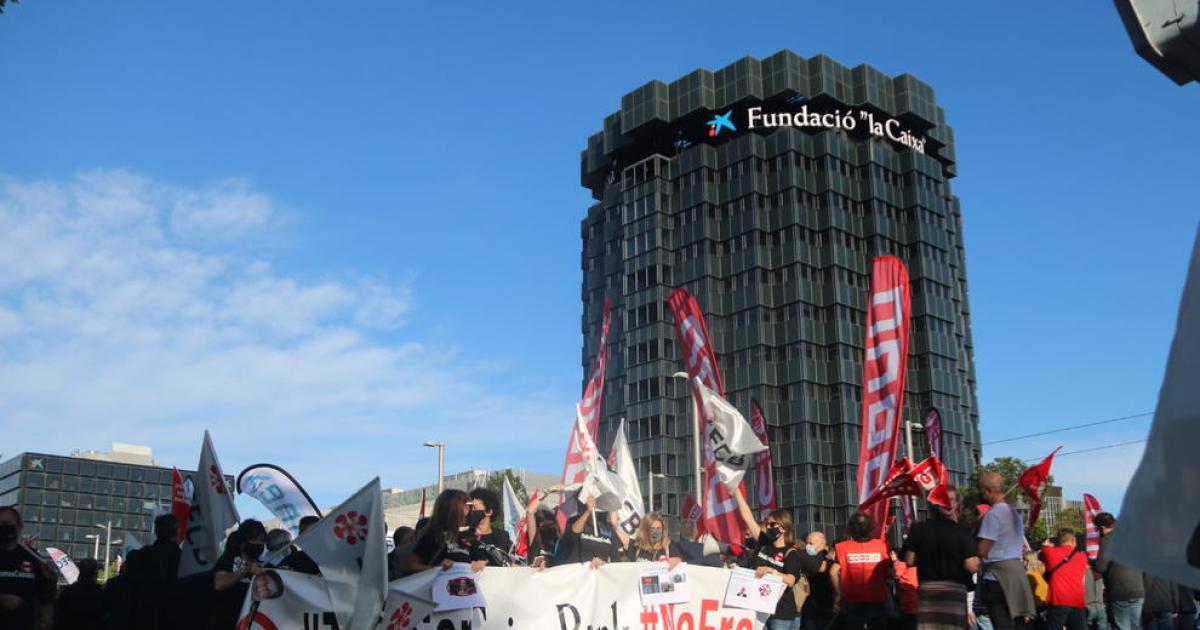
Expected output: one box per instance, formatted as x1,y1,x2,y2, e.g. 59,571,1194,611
479,530,513,564
210,552,252,630
796,549,837,617
556,514,622,564
277,549,321,575
904,517,977,585
55,580,104,630
411,528,486,568
749,544,804,620
634,542,672,563
0,545,51,630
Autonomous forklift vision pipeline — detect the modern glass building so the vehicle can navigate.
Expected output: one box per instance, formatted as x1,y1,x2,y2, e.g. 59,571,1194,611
0,449,213,562
579,51,981,536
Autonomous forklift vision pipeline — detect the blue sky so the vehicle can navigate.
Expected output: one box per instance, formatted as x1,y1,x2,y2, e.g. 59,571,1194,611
0,2,1195,515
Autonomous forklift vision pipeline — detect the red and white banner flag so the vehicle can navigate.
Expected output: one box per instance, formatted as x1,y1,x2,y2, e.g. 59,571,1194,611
1082,493,1103,561
748,400,777,520
855,256,912,537
668,287,745,545
560,299,613,490
514,489,540,559
170,467,190,544
924,407,943,461
1019,447,1061,529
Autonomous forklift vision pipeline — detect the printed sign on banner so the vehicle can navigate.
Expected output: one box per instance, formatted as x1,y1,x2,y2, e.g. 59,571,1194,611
723,566,785,615
46,548,79,585
431,563,487,612
638,562,690,606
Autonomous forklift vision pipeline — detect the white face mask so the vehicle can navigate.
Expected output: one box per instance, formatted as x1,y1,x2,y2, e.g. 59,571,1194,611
805,544,819,556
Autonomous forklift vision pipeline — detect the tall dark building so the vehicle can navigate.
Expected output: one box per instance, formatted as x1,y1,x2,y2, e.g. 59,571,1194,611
579,51,981,535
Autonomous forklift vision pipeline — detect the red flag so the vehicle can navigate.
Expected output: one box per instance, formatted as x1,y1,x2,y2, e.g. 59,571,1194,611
860,456,950,510
418,488,426,520
514,489,540,558
1083,493,1103,561
681,493,705,540
668,288,745,545
748,400,777,520
923,407,943,460
856,256,913,537
557,299,613,531
1018,447,1061,529
170,467,190,544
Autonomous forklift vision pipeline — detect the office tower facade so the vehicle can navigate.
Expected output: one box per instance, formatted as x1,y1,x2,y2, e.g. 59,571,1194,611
579,50,981,535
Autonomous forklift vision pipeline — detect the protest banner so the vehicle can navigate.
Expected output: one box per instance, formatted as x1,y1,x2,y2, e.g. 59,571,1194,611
237,463,322,537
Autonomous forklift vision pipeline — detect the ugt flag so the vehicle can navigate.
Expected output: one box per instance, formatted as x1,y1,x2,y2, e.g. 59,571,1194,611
179,431,239,578
292,477,387,630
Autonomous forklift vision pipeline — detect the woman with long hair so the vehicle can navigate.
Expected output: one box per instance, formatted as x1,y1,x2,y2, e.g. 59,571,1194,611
632,512,682,566
734,488,805,630
403,489,487,575
525,507,558,568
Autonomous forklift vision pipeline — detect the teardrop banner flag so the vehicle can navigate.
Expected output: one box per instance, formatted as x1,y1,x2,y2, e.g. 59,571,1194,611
237,463,322,537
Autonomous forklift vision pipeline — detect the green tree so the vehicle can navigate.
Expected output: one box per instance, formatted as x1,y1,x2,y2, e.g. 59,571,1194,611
1052,507,1086,536
0,1,14,14
1028,518,1049,544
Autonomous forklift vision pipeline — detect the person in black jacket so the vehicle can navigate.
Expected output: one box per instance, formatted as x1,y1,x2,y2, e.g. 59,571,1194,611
124,514,182,630
1095,513,1145,630
54,559,103,630
1140,573,1177,630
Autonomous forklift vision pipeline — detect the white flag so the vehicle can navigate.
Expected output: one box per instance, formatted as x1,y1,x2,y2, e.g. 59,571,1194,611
609,420,644,537
378,588,436,630
122,533,142,561
293,477,388,630
694,377,768,490
1110,227,1200,589
573,405,627,513
500,475,522,548
46,548,79,584
179,431,239,577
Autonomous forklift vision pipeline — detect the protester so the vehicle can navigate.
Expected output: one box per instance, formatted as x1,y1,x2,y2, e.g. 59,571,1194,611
524,507,558,568
100,562,134,630
892,549,920,630
1039,528,1088,630
210,519,268,630
1025,550,1050,629
265,528,292,558
387,526,417,580
903,487,981,630
976,472,1037,630
272,514,322,576
833,511,893,630
632,512,681,565
554,495,629,567
1095,512,1145,630
52,558,103,630
123,514,182,630
0,506,56,630
971,574,994,630
405,489,488,574
468,487,513,565
797,532,839,630
733,488,804,630
1141,572,1178,630
1085,569,1107,630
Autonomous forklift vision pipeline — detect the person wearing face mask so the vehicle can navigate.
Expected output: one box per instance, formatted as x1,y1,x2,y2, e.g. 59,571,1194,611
555,495,630,568
798,531,840,630
833,511,894,630
633,513,682,567
525,508,558,568
404,489,489,575
0,506,56,630
468,488,513,566
210,519,267,630
734,488,805,630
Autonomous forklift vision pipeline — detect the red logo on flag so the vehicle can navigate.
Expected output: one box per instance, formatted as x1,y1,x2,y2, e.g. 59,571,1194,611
236,611,278,630
333,511,368,545
387,602,414,630
210,465,227,495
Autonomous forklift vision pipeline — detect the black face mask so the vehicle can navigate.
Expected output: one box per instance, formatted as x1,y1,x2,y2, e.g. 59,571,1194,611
0,523,17,545
539,525,557,541
242,542,265,559
466,509,486,529
760,526,782,545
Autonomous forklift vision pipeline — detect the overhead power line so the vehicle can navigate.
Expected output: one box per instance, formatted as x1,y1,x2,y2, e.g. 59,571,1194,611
1011,439,1149,461
983,412,1153,446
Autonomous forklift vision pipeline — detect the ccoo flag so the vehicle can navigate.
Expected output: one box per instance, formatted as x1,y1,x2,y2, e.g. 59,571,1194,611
292,477,388,630
694,377,768,490
236,463,322,537
1083,493,1103,561
179,431,239,578
748,399,777,520
855,256,912,538
608,419,645,537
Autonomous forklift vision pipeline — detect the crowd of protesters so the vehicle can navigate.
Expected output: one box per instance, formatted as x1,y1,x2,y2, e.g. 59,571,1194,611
2,478,1198,630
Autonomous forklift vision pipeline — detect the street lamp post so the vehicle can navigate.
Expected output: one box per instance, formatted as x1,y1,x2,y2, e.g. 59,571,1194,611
903,420,924,518
671,371,703,503
423,441,445,496
648,473,668,514
94,522,112,580
85,534,100,561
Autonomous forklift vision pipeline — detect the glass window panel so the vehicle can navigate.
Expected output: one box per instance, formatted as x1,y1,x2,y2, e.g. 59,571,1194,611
63,459,79,475
25,489,44,505
45,458,63,473
24,472,44,488
97,464,113,479
130,468,145,482
79,462,96,477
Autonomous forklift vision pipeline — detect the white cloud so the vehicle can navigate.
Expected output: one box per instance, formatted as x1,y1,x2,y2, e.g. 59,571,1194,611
0,170,573,505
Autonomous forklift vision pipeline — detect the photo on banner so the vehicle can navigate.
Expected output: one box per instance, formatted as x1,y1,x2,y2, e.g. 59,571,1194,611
722,566,785,616
638,562,690,607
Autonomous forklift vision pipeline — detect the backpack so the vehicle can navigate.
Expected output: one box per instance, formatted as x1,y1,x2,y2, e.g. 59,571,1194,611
785,548,811,610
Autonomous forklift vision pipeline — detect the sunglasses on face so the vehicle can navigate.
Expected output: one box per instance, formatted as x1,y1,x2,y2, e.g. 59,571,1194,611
765,521,780,528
